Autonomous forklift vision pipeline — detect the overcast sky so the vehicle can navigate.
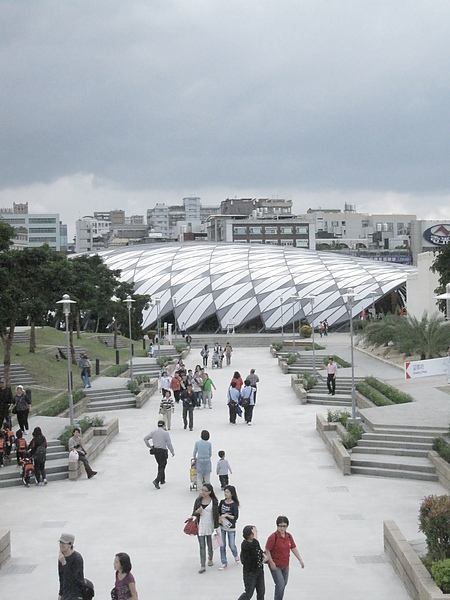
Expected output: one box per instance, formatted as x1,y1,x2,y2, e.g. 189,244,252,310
1,1,450,240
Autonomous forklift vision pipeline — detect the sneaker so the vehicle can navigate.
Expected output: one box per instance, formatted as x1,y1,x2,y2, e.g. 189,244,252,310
235,556,240,563
153,479,160,489
43,479,48,485
208,560,214,567
35,481,40,486
198,567,206,574
184,425,187,430
219,565,228,570
247,422,252,426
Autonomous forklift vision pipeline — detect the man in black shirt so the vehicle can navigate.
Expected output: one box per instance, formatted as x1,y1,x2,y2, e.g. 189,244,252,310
58,533,84,600
238,525,265,600
0,378,13,427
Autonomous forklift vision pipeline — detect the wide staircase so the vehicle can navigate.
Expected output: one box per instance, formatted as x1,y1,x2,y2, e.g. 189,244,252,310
84,387,138,412
0,439,69,488
0,365,35,387
350,424,440,482
58,346,86,362
98,335,125,348
306,376,364,407
12,331,30,344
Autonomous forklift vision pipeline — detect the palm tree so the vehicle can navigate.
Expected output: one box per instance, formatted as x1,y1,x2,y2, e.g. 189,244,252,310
361,312,450,359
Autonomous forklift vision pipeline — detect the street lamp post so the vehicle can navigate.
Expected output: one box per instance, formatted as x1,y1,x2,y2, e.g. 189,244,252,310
344,288,356,421
155,297,161,359
123,296,135,381
280,296,284,345
291,296,296,352
173,296,178,346
56,294,76,426
370,290,376,320
308,295,317,377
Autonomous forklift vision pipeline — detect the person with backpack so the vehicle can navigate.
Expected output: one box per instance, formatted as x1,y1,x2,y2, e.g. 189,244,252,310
58,533,85,600
28,426,48,485
12,385,31,434
265,516,304,600
240,380,255,426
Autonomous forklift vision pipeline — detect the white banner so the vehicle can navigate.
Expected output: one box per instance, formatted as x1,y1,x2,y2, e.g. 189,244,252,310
405,356,450,380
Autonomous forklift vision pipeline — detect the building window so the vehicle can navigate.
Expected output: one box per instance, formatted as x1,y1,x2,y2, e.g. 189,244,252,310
249,227,262,234
295,239,308,247
249,239,263,243
295,226,308,234
233,227,247,235
331,220,338,227
28,218,56,224
265,240,278,245
29,228,56,233
264,227,277,234
29,237,57,243
281,239,294,246
279,227,293,234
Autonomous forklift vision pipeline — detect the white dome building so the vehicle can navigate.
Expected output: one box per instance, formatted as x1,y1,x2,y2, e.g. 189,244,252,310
95,243,415,332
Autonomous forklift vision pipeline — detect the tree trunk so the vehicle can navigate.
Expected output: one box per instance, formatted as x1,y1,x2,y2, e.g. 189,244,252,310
1,320,16,386
29,322,36,353
76,311,81,339
69,322,77,365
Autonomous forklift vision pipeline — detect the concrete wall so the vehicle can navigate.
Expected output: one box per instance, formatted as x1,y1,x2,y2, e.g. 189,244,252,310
0,530,11,568
407,252,440,320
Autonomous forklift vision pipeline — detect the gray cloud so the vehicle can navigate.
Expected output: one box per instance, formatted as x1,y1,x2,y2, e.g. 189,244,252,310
1,0,450,227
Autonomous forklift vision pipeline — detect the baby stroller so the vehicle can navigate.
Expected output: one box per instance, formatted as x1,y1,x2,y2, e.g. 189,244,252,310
189,458,197,492
20,457,35,487
211,351,220,369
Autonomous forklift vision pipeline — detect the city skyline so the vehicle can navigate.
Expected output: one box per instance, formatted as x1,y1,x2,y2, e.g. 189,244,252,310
1,2,450,239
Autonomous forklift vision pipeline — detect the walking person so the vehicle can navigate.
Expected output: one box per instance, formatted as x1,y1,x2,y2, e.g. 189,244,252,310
265,516,304,600
216,450,232,488
0,378,13,429
160,370,171,397
246,369,260,403
28,426,48,485
225,342,233,366
240,380,255,426
193,429,212,490
231,371,244,392
201,344,209,367
170,371,182,403
218,485,240,570
238,526,266,600
68,427,97,479
58,533,84,600
326,356,337,396
78,354,92,388
181,383,196,431
192,483,220,574
112,552,138,600
159,391,175,430
12,385,31,434
202,372,216,408
227,381,241,425
143,420,175,489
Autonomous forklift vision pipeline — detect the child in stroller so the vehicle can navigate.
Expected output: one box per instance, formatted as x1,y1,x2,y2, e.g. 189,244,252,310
20,456,35,487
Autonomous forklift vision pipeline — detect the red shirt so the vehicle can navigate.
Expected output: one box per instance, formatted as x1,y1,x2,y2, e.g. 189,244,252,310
231,376,243,391
265,532,296,568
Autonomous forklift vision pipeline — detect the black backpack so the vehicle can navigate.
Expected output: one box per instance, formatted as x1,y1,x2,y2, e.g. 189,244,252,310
81,578,95,600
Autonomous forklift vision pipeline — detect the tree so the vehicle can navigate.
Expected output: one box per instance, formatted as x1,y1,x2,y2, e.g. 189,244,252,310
0,221,15,251
431,244,450,315
362,312,450,359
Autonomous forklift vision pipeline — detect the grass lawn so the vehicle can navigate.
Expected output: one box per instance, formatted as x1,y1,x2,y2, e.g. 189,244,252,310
1,327,145,414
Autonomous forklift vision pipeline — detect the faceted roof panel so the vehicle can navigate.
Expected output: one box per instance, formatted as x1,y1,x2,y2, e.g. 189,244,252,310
95,243,415,330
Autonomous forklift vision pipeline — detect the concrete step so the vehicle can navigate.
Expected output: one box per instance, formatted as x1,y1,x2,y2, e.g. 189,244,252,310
86,399,136,412
351,455,435,473
84,389,135,401
98,335,125,348
350,464,438,482
356,439,432,451
307,398,352,407
0,459,69,488
0,364,35,386
352,446,429,458
362,432,435,444
12,332,30,343
58,346,86,362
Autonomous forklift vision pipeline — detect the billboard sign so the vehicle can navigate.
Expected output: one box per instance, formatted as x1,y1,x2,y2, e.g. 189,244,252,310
405,356,450,380
423,224,450,246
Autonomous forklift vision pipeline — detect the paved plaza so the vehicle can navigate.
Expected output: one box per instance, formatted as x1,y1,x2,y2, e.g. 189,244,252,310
0,334,448,599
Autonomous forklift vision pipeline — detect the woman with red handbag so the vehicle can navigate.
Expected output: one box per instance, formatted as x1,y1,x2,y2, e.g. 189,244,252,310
192,483,220,573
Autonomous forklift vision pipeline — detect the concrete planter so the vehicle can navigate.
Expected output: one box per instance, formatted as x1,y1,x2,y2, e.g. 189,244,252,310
316,414,351,475
291,375,307,404
428,451,450,492
0,530,11,567
69,418,119,480
384,520,450,600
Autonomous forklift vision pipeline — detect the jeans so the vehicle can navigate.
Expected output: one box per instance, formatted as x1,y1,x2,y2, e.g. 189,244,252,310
327,374,335,394
220,528,238,565
182,406,194,429
196,471,210,490
244,405,254,423
238,568,265,600
198,535,213,567
229,402,237,423
270,566,289,600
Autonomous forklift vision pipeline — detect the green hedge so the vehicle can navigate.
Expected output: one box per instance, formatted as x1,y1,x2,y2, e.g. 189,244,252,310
59,415,106,450
364,376,413,404
302,373,318,390
322,355,351,368
355,382,393,406
327,409,350,427
431,559,450,593
433,437,450,465
340,422,364,449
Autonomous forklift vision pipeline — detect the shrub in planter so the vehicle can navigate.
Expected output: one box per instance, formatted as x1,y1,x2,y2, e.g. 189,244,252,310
274,342,283,352
300,325,312,338
127,379,140,395
302,373,318,390
327,409,350,427
285,353,297,365
175,344,186,353
432,437,450,465
364,376,413,404
431,559,450,593
419,494,450,562
340,422,364,449
157,357,171,368
355,382,392,406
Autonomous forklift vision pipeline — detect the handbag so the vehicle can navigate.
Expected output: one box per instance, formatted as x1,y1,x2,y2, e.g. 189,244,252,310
12,406,17,414
184,517,198,536
110,587,118,600
212,530,223,550
69,450,79,462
